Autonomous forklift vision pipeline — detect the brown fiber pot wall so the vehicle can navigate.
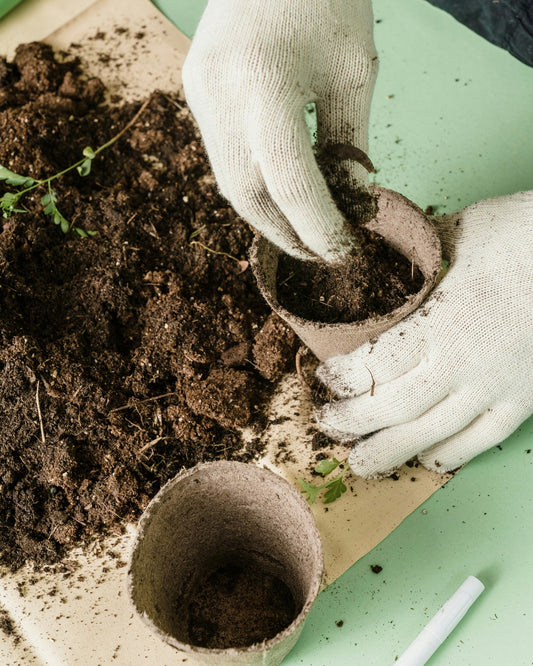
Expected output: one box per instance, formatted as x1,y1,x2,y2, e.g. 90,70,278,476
251,186,442,361
128,461,324,665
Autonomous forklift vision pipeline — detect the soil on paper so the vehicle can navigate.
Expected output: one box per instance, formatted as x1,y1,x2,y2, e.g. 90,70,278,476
0,42,419,573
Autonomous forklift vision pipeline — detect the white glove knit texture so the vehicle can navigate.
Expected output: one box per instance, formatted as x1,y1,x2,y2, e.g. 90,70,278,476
182,0,378,261
316,192,533,478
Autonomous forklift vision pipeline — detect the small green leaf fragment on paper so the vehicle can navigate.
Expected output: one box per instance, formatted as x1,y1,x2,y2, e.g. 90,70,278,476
323,475,348,503
298,478,321,505
298,457,349,505
315,457,343,477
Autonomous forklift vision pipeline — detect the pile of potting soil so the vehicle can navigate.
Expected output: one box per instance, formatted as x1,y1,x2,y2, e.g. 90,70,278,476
0,43,299,570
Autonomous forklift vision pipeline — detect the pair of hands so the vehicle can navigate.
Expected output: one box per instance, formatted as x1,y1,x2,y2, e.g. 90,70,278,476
183,0,533,478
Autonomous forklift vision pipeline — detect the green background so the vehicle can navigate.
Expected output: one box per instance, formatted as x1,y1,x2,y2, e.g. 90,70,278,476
0,0,20,21
1,0,532,663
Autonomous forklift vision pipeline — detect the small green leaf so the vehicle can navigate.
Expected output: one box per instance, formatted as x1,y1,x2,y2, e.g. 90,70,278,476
323,476,347,504
1,191,26,218
74,226,97,238
7,176,34,187
299,457,349,505
41,191,57,207
1,192,21,209
82,146,96,159
189,225,207,241
43,202,55,214
76,158,92,177
314,457,343,477
0,164,36,187
52,209,70,233
298,478,321,505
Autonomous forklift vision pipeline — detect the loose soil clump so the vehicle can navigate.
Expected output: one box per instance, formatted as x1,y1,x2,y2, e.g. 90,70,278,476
0,43,299,570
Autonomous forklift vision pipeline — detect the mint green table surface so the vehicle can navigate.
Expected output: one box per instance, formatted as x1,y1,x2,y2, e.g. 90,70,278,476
0,0,22,20
2,0,532,663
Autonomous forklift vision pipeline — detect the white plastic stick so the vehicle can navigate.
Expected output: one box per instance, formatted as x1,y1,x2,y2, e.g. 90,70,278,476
395,576,485,666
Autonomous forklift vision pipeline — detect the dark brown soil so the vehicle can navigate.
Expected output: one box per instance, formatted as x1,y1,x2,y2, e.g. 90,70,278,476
187,563,297,648
0,43,300,570
277,229,424,324
0,42,426,576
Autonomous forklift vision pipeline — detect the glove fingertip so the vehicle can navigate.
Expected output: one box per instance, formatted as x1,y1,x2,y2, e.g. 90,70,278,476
348,443,402,480
417,452,462,475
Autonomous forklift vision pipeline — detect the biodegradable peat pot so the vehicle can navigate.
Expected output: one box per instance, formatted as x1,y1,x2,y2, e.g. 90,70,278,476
251,185,442,361
128,461,323,665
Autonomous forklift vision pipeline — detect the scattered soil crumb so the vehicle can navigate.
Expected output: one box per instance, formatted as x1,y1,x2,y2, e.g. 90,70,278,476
0,609,21,644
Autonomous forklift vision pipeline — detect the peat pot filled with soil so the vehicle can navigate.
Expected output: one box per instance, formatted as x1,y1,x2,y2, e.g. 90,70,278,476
128,461,323,666
251,186,442,361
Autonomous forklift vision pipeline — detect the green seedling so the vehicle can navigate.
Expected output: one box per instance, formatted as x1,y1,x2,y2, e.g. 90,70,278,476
299,457,348,504
0,95,152,236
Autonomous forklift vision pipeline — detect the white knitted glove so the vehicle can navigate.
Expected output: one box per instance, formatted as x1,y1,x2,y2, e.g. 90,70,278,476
182,0,378,261
316,192,533,478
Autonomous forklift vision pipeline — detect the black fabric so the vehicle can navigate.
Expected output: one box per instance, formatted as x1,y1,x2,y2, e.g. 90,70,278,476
426,0,533,66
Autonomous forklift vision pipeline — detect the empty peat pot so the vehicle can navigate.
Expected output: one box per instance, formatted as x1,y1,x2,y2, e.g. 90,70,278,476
128,461,323,665
251,185,442,361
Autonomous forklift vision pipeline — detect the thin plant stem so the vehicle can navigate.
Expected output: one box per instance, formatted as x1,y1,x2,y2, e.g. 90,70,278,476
190,239,244,264
11,95,154,199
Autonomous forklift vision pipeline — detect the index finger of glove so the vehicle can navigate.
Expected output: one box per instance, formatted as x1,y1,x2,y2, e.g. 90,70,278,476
253,102,356,262
316,357,447,439
187,113,319,261
317,324,425,398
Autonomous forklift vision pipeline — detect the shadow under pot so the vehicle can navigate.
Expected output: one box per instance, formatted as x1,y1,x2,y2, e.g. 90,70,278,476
128,461,323,666
250,186,442,361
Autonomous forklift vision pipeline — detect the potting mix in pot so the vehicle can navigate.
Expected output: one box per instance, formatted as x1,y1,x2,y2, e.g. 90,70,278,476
0,42,424,649
277,228,424,324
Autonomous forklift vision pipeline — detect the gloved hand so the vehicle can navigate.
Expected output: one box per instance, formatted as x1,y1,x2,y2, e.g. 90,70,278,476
182,0,378,262
316,192,533,478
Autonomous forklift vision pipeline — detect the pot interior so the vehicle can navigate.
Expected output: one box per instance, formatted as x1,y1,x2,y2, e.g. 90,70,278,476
129,461,322,651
